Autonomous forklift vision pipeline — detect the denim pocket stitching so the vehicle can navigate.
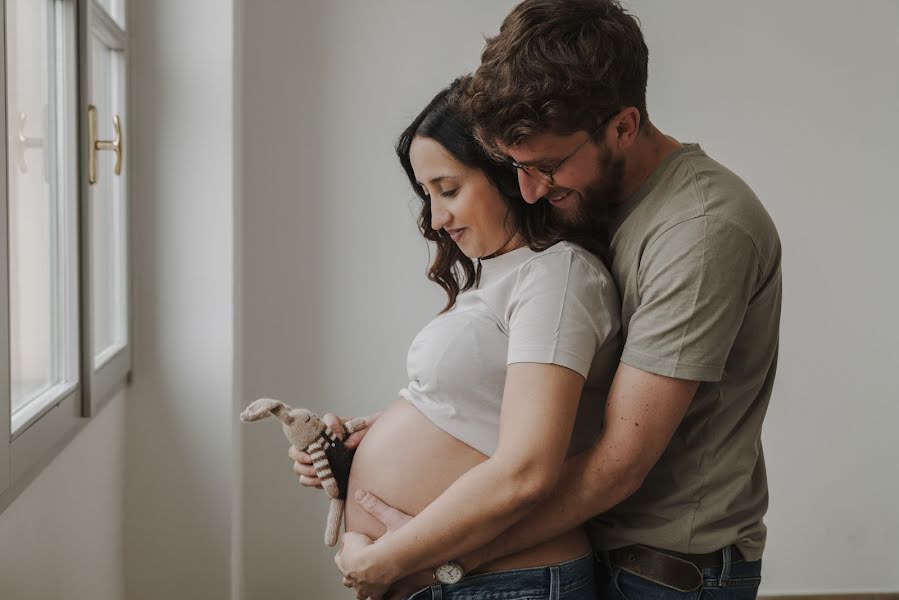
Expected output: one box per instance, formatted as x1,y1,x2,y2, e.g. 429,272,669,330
611,567,628,600
615,566,701,600
558,572,594,593
558,578,592,596
702,575,762,588
613,567,671,600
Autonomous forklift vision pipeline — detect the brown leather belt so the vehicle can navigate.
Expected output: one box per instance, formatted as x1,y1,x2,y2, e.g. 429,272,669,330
606,544,745,592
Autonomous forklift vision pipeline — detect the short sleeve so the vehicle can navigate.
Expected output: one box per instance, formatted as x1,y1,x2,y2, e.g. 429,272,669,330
506,249,617,378
622,216,760,382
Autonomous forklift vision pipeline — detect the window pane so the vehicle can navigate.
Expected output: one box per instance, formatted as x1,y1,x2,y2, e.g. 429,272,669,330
90,40,128,369
7,0,79,430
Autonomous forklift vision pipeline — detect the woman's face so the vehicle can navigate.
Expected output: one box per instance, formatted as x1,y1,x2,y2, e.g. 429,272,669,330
409,136,519,259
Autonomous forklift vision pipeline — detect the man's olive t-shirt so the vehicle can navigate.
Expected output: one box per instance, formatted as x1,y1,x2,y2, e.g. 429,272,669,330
586,144,781,561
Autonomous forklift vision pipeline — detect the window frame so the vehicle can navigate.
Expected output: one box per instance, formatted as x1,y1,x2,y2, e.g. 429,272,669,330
80,0,131,418
1,0,10,499
0,0,132,514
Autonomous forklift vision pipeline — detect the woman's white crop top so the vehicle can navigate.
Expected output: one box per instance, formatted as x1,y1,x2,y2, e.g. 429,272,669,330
399,241,621,456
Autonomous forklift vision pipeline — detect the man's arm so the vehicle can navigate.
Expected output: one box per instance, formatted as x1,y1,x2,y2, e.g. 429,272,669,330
359,362,699,584
459,363,698,571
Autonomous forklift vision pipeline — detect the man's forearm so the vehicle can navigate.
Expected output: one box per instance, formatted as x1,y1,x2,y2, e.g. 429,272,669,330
460,442,641,572
366,454,556,582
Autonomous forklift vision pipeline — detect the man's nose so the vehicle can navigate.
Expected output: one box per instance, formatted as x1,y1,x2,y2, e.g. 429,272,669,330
518,169,549,204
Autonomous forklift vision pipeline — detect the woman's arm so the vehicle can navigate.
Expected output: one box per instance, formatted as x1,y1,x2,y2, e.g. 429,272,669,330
336,361,584,593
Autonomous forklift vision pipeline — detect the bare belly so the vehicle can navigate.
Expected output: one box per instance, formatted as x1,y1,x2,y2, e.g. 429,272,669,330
345,398,591,574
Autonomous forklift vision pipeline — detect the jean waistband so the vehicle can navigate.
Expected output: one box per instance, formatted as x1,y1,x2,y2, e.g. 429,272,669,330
407,552,594,599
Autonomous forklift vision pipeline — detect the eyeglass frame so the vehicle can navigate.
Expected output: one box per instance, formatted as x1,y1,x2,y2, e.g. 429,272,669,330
506,110,620,186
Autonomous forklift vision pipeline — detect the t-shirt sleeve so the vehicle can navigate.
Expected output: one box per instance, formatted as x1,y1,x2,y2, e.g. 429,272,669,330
506,250,617,378
622,216,760,382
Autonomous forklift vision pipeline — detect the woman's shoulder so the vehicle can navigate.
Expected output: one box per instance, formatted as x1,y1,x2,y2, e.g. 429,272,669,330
521,240,612,283
506,241,621,340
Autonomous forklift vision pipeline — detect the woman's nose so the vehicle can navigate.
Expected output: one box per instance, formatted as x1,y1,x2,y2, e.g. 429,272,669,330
430,197,451,230
517,169,549,204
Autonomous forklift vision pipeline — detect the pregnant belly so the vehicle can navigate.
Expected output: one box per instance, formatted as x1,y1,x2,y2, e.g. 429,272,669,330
345,398,591,573
346,398,487,540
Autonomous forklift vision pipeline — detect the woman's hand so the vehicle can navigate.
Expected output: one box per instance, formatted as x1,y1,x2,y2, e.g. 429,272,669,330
289,411,379,488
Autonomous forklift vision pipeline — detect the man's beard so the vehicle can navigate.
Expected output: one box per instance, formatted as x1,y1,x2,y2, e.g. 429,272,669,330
557,147,625,228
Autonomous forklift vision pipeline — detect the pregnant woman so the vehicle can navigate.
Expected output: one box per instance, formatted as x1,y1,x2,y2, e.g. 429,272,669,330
292,78,621,600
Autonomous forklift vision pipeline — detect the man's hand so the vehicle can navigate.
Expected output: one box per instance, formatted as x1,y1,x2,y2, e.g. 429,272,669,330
289,412,376,488
335,532,391,600
354,490,441,599
354,489,413,532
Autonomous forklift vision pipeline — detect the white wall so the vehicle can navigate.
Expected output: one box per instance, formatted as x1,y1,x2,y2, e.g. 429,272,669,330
0,391,126,600
237,1,899,597
237,1,329,597
125,1,235,599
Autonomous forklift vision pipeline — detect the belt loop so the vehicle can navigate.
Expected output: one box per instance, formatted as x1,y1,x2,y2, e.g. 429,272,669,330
717,545,732,586
429,583,443,599
598,550,611,566
549,565,561,600
593,551,604,580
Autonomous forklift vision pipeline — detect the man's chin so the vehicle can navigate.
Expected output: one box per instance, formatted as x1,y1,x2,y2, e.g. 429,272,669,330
554,207,584,226
544,192,582,225
548,201,589,227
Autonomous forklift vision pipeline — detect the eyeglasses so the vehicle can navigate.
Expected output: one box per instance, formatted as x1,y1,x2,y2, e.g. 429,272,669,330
507,111,619,186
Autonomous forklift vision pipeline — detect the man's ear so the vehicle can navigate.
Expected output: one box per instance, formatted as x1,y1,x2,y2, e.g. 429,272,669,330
612,107,641,151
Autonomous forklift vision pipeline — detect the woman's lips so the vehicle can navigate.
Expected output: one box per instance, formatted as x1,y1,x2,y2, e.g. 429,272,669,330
447,228,466,241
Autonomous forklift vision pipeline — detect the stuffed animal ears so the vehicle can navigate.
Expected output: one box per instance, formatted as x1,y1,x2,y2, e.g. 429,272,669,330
240,397,288,423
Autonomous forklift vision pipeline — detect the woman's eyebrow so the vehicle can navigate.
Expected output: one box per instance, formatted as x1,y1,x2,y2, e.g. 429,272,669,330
427,175,456,184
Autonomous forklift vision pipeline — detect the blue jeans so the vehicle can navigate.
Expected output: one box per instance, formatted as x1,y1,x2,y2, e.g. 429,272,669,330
405,552,598,600
596,546,762,600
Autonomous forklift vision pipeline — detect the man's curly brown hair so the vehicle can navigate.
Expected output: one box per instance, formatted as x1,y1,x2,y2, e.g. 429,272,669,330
455,0,649,156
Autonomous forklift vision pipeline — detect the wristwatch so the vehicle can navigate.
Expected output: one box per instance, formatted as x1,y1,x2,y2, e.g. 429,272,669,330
433,560,465,584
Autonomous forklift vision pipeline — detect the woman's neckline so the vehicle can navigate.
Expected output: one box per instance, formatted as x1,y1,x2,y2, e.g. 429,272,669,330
477,244,539,279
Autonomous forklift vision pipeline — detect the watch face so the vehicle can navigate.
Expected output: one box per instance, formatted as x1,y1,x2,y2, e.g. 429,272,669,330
435,562,463,584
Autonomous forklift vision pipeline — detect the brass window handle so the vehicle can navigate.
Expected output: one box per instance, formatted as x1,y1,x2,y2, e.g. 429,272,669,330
88,104,123,184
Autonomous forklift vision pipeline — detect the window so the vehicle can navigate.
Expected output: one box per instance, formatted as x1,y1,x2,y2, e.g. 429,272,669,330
0,0,131,511
7,0,80,437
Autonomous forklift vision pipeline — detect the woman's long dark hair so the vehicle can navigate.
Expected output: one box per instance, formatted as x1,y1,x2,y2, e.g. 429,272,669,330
396,77,607,312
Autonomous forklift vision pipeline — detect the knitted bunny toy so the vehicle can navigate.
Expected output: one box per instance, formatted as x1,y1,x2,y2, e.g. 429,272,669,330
240,398,367,547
